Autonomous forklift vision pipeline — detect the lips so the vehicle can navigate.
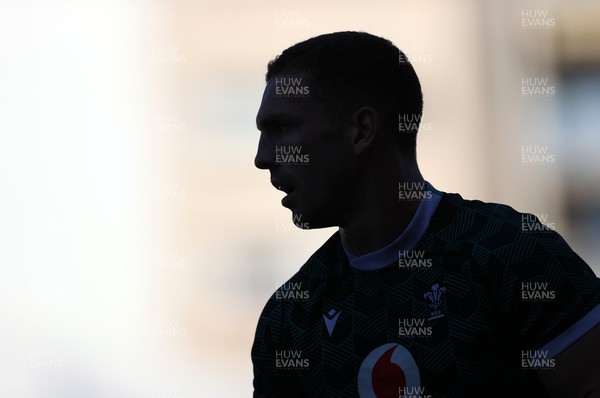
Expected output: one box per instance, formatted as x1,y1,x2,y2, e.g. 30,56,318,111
271,180,296,208
271,180,295,195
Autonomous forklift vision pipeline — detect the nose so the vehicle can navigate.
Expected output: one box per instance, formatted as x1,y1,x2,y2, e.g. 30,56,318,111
254,133,274,170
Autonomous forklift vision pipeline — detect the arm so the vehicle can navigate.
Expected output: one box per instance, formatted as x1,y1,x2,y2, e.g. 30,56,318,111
480,209,600,396
251,299,302,397
537,321,600,397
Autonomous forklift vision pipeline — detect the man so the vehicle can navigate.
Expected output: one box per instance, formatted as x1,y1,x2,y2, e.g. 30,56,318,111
252,31,600,397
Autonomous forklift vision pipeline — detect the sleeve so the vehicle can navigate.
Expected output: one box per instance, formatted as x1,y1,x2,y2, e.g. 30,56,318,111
251,297,303,397
483,213,600,355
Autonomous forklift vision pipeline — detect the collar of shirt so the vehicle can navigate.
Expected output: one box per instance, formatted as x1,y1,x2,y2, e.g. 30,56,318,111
342,181,442,271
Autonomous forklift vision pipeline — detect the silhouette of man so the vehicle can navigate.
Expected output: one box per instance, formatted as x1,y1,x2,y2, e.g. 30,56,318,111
252,31,600,397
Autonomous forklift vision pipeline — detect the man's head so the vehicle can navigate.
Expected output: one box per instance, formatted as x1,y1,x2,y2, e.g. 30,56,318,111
255,31,424,229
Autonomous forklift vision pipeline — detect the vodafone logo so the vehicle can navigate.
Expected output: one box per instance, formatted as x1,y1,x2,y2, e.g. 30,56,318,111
358,343,420,398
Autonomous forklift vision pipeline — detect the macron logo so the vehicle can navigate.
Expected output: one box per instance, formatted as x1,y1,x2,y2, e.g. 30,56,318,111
323,309,341,336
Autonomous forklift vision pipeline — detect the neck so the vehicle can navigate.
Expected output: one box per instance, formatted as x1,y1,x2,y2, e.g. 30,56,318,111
339,160,425,256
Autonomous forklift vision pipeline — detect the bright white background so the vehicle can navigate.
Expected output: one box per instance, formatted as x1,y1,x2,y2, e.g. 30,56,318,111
1,0,599,396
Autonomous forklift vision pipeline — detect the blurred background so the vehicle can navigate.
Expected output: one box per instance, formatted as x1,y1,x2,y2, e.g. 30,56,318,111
1,0,599,396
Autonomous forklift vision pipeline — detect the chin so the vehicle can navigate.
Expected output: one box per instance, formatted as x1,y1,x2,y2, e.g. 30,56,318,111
289,208,336,230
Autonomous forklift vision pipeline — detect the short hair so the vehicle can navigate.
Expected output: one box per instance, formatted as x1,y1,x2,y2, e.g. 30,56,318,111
266,31,423,157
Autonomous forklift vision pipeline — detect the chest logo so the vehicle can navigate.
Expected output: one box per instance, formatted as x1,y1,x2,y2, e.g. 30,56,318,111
424,283,446,320
358,343,421,398
323,309,341,336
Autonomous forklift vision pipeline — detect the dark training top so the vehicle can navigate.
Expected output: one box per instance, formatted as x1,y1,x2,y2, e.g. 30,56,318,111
252,184,600,397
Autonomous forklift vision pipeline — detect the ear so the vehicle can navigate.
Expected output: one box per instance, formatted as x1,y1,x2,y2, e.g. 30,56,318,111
349,106,381,155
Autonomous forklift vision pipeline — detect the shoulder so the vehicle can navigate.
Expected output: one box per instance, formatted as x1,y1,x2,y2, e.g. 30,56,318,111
434,191,568,247
430,192,596,280
435,191,526,233
256,231,342,325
